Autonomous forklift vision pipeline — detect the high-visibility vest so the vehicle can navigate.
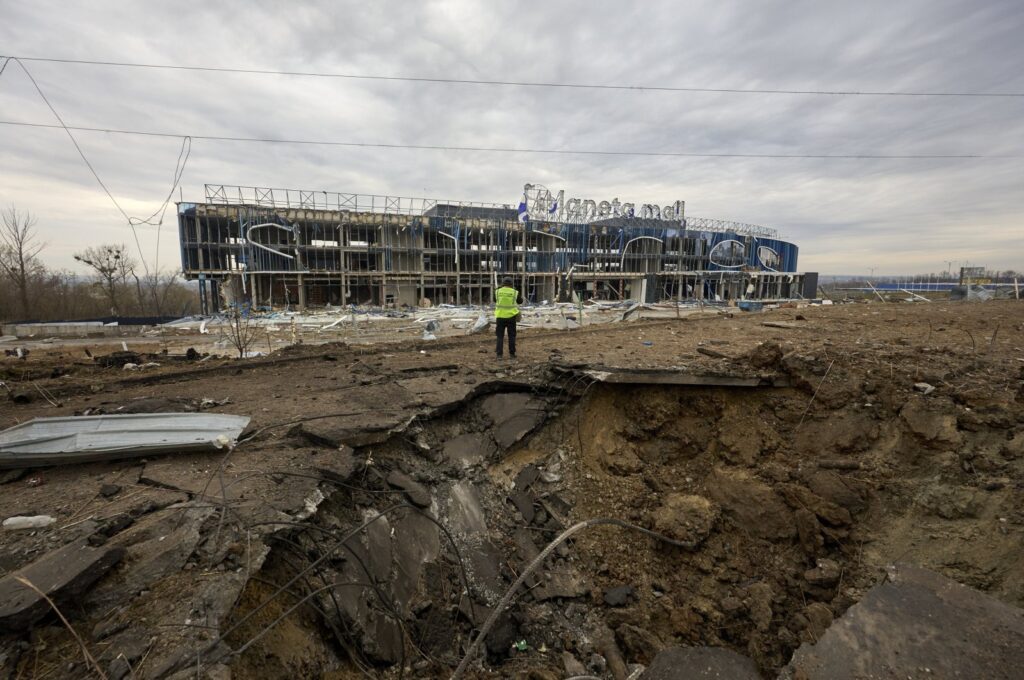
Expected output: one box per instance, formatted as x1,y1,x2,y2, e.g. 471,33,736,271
494,286,519,319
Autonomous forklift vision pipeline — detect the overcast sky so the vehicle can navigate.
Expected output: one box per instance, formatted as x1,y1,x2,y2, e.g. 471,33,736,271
1,0,1021,276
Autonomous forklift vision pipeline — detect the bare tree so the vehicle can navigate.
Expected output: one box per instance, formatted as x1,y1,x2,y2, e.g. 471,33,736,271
224,308,261,358
0,207,45,318
74,244,136,315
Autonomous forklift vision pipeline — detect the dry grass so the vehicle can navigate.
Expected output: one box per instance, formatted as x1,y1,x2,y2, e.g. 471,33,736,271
13,576,108,679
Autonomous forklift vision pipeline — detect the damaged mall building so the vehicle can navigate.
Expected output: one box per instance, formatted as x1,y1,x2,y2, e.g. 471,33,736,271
177,184,815,312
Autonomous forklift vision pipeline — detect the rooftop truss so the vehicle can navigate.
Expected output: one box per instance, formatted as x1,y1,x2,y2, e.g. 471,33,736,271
204,185,780,239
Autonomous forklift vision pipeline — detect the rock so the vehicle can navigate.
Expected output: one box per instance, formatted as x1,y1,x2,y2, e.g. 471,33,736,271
640,646,760,679
604,585,634,607
386,470,431,508
783,564,1024,679
596,623,629,680
804,471,868,514
563,650,587,676
600,441,644,475
616,623,663,664
745,582,774,631
0,538,124,631
101,629,150,680
513,529,587,601
99,483,122,498
794,508,825,556
804,558,842,588
778,484,852,527
705,468,795,540
650,494,718,547
803,602,833,640
485,611,519,660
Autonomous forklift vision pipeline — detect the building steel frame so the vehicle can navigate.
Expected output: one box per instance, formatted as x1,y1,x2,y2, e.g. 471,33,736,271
180,185,807,312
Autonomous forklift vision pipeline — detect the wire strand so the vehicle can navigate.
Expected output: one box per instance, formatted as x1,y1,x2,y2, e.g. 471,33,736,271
5,54,1023,98
0,58,194,274
0,120,1012,160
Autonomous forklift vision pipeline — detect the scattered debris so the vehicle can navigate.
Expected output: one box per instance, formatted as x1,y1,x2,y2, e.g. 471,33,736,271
2,515,56,531
0,301,1021,679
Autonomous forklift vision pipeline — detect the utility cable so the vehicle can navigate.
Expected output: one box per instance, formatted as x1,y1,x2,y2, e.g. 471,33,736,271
450,517,697,680
5,55,1023,98
0,58,193,274
0,120,1014,160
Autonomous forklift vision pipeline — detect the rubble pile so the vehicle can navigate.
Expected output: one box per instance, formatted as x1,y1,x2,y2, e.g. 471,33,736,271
0,300,1022,678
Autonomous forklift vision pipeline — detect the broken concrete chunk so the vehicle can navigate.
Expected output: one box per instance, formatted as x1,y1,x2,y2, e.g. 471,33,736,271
640,646,760,679
513,528,587,601
0,538,124,631
99,483,122,498
445,481,488,536
479,393,547,449
386,470,431,508
507,489,535,523
804,558,842,588
783,564,1024,679
442,432,496,468
87,504,214,609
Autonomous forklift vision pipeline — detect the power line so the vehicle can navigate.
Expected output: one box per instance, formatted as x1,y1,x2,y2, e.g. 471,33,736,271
0,120,1014,159
4,54,1023,98
0,58,193,275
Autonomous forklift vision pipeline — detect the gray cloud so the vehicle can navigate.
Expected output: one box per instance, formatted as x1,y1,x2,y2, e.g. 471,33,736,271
1,0,1021,275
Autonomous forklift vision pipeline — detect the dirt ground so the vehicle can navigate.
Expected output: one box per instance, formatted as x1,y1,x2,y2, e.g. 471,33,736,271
1,299,1022,678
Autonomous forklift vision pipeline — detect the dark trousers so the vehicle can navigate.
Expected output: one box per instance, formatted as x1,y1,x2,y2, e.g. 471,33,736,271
495,317,517,357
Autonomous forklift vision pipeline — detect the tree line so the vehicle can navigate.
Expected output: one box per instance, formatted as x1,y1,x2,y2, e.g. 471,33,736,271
0,206,198,323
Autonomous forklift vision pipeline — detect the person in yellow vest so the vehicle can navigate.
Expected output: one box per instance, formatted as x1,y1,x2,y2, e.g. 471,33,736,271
494,276,523,359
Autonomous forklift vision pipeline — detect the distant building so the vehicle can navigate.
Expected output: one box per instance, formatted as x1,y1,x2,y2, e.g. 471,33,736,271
177,184,810,312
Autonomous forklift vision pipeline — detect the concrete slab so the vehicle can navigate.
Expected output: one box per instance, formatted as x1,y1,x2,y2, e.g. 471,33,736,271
0,538,124,631
442,433,496,468
782,564,1024,680
639,646,760,679
479,393,547,449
